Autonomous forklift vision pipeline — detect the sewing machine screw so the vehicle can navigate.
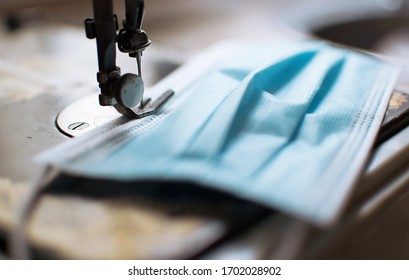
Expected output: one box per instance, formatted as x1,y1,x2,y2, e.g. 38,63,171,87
68,122,90,131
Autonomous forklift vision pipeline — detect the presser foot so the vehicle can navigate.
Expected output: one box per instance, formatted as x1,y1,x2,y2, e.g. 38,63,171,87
55,89,174,138
113,89,174,119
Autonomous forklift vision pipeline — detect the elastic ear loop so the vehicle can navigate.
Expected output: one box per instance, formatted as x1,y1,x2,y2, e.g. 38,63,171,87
10,166,59,259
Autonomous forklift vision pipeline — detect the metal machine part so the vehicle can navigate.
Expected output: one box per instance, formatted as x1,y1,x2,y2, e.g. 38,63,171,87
55,94,123,138
55,89,174,137
83,0,173,119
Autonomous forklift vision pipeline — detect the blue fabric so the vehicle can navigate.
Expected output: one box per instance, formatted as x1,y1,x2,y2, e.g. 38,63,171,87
49,41,398,226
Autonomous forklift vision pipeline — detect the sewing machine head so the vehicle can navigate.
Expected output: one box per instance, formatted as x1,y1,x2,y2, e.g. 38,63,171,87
84,0,173,118
55,0,174,137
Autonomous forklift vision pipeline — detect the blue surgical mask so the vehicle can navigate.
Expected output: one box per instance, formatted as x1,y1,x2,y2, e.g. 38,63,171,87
39,41,398,226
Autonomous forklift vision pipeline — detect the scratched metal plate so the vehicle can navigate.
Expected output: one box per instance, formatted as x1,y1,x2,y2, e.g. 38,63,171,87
55,94,122,137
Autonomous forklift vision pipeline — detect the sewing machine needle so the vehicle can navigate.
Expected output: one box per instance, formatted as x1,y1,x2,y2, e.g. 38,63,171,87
135,52,144,108
136,52,142,77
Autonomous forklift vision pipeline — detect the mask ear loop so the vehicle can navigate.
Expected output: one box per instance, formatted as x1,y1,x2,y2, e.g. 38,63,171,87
9,166,59,259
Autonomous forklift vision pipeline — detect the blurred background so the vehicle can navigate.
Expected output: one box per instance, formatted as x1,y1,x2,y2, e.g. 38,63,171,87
2,0,409,48
2,0,409,84
0,0,287,49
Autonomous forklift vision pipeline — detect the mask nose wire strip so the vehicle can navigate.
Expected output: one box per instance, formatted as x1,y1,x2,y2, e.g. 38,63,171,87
9,166,59,259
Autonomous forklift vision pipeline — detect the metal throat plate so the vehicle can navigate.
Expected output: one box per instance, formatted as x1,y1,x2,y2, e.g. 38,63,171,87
56,89,174,137
56,94,122,137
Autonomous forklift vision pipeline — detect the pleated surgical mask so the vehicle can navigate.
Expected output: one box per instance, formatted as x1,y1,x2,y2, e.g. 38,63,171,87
39,41,398,226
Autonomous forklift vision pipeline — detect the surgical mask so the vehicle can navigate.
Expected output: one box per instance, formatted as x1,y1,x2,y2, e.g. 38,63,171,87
39,41,398,227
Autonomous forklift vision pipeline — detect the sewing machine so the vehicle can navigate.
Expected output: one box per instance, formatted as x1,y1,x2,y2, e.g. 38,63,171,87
2,0,409,260
56,0,174,137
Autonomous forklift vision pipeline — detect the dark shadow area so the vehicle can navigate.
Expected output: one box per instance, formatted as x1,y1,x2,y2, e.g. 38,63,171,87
45,174,269,222
315,16,409,51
